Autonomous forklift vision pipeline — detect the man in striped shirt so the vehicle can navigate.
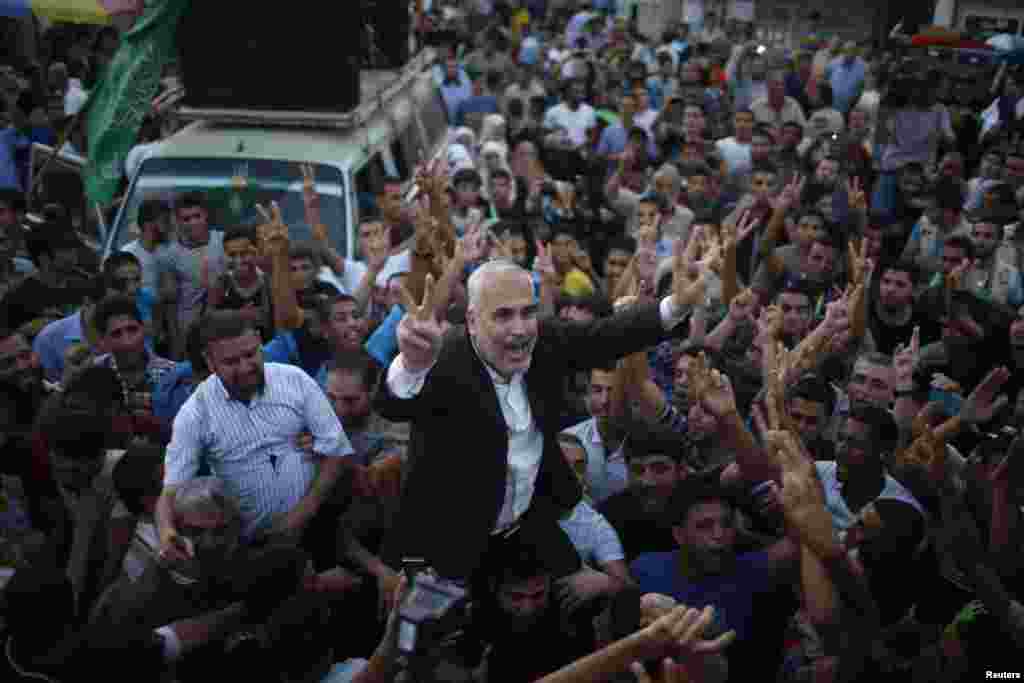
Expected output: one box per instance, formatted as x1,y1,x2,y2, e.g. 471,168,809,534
156,312,353,568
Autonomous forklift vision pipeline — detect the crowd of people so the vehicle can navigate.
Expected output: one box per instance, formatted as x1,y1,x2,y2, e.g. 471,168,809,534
2,1,1024,682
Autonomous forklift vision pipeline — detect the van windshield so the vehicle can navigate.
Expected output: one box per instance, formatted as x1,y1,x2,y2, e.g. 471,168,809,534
110,158,348,255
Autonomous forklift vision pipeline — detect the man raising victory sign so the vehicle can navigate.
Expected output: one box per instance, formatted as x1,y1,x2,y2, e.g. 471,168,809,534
375,241,709,580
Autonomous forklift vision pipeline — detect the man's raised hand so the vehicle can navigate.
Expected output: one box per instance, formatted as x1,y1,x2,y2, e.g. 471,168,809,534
397,274,445,373
256,201,288,254
671,237,707,309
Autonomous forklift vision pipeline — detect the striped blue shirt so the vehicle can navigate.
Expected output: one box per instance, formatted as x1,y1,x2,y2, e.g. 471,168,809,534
164,362,353,538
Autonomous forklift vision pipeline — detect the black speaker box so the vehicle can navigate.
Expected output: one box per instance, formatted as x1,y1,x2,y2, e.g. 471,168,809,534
177,3,362,112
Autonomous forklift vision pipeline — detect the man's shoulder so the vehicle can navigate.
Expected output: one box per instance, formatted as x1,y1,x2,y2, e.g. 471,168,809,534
630,550,677,581
34,311,77,341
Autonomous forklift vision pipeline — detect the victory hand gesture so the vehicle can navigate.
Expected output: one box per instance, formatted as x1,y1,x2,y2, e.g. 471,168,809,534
397,274,445,373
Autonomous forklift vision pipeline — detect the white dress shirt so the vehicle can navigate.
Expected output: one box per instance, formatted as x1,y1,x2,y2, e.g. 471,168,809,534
386,297,689,533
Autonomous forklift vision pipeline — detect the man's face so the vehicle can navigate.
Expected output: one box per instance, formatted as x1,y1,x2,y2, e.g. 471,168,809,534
836,417,874,473
224,237,258,280
326,370,372,430
1005,155,1024,188
568,81,585,107
586,369,614,419
359,221,385,253
109,263,142,299
0,199,18,230
445,57,459,79
387,275,407,309
455,181,480,208
629,454,680,510
550,233,577,269
290,257,318,292
204,331,265,400
750,171,776,202
497,574,550,631
847,360,893,407
467,270,538,378
325,299,363,352
751,135,773,162
878,269,914,311
767,77,785,104
861,226,883,262
848,110,869,138
604,248,631,286
940,155,963,179
506,235,528,267
103,315,145,359
899,168,925,197
673,353,694,399
142,215,170,244
634,200,659,229
560,440,589,492
796,216,824,248
632,87,649,112
942,245,967,277
734,112,754,141
687,402,719,440
788,397,826,440
971,223,999,258
687,174,707,199
805,242,836,280
176,205,209,244
979,154,1003,180
0,333,41,392
493,176,513,204
673,501,736,575
779,292,812,339
815,159,840,187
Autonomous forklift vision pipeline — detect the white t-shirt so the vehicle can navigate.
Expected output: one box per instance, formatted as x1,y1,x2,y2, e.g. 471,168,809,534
715,137,753,177
559,500,626,567
543,103,598,148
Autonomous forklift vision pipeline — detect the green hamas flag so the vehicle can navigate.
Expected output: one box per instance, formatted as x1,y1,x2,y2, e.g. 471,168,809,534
84,0,190,204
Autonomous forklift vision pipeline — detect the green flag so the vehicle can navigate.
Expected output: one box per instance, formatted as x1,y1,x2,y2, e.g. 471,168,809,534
84,0,190,204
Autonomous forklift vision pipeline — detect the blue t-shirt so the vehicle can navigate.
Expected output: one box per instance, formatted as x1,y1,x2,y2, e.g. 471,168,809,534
630,550,780,642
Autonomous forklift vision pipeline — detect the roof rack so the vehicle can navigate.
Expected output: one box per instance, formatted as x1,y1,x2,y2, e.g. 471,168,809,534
174,48,437,130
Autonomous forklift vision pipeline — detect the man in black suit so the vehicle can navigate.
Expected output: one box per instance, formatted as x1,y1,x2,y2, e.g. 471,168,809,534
374,247,707,580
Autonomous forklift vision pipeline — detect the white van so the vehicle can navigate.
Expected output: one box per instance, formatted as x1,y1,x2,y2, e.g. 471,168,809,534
101,49,448,261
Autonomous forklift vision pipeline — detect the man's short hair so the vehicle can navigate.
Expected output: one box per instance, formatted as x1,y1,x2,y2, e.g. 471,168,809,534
778,280,814,302
605,234,637,256
102,251,141,284
200,311,259,352
846,401,899,454
781,120,804,136
678,160,713,180
561,292,613,319
137,198,168,225
934,178,964,211
879,259,920,287
94,294,142,335
622,421,684,463
787,374,834,416
752,124,775,143
751,160,779,178
326,351,379,391
223,225,257,247
175,191,206,213
491,167,513,183
288,240,324,267
855,350,893,368
666,476,736,527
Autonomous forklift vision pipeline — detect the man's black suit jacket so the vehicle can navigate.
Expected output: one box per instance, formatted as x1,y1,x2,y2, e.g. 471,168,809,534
374,302,684,579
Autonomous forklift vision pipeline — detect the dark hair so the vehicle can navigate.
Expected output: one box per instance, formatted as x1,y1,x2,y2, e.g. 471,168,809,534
846,401,899,454
94,294,142,335
564,292,613,319
490,167,513,183
787,374,835,416
112,444,165,516
326,351,379,391
778,280,814,302
288,240,324,267
666,476,735,527
622,420,684,463
102,252,141,290
137,198,168,225
945,235,974,261
200,311,259,352
223,225,257,247
678,160,712,180
934,178,965,211
605,234,637,256
781,120,804,135
879,259,920,287
818,82,833,107
752,124,775,143
751,160,779,178
175,191,206,213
